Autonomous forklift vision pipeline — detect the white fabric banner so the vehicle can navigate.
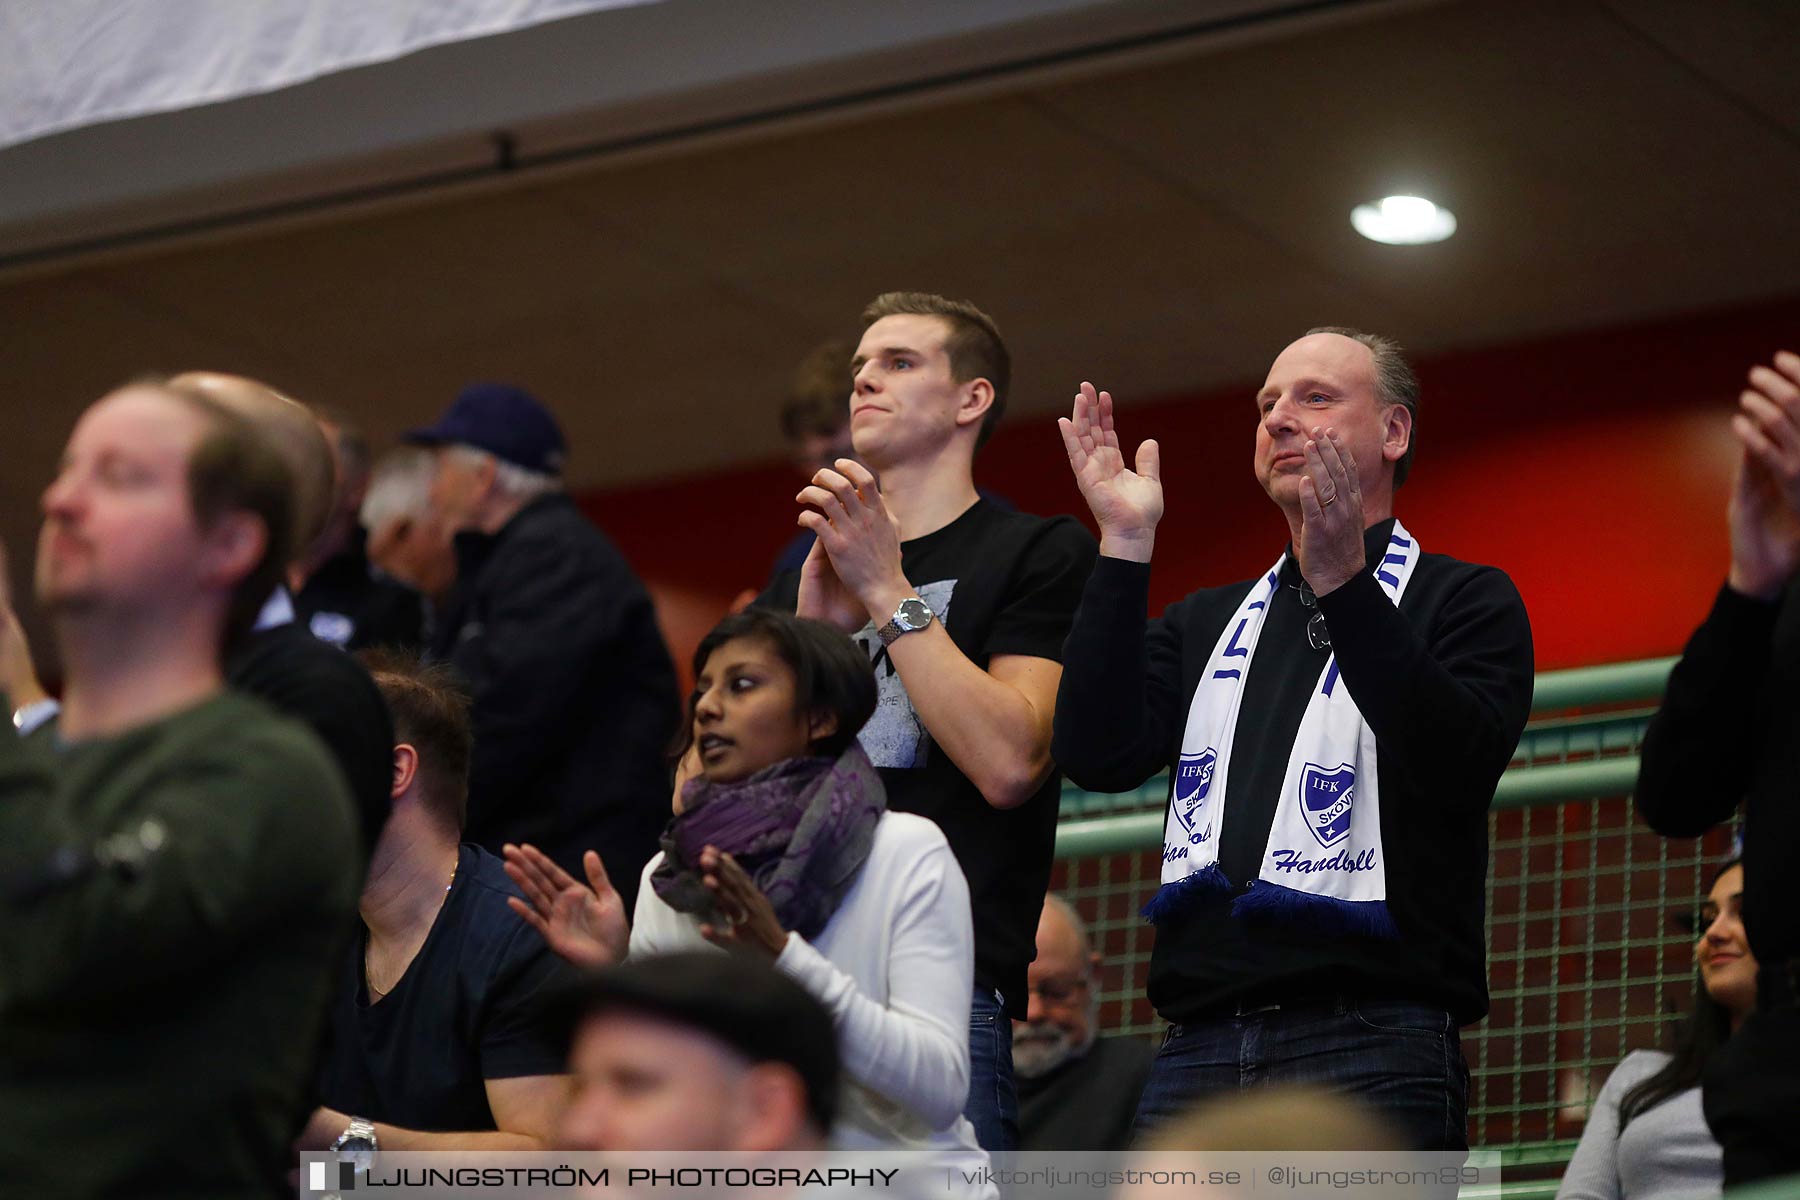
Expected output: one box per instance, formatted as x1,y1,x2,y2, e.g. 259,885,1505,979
0,0,657,151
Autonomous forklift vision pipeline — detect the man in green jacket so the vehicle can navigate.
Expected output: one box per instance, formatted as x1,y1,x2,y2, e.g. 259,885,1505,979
0,379,360,1198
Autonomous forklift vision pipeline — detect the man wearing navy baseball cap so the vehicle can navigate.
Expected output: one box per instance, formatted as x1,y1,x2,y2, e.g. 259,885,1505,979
406,383,678,912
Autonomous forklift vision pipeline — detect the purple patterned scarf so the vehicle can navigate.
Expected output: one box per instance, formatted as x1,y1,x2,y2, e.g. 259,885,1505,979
649,743,885,940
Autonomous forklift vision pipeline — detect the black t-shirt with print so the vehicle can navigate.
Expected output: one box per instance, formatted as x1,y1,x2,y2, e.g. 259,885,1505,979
316,844,570,1131
764,499,1097,1018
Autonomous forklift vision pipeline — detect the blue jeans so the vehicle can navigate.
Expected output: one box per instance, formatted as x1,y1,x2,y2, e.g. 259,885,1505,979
1133,997,1469,1151
965,986,1018,1152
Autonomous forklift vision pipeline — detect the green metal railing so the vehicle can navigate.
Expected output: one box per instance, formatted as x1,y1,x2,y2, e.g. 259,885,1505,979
1048,654,1743,1185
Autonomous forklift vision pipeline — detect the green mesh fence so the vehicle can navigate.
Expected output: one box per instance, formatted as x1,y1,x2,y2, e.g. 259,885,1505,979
1045,656,1740,1155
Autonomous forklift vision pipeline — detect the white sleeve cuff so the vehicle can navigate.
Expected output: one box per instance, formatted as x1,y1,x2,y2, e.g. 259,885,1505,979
12,698,60,736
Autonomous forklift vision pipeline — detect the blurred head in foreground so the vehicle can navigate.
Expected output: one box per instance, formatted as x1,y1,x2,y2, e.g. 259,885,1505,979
555,952,838,1152
1126,1086,1406,1199
38,379,293,671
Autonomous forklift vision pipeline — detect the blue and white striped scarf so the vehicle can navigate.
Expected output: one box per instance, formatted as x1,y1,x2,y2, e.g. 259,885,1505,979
1144,521,1420,937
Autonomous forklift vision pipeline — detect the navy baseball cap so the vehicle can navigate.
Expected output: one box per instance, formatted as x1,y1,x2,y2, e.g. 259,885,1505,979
404,383,568,475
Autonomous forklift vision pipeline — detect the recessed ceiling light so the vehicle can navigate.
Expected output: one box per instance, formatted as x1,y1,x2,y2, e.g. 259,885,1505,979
1351,194,1456,245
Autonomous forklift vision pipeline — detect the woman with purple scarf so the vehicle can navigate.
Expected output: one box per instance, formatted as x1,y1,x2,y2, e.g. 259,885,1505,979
505,609,984,1167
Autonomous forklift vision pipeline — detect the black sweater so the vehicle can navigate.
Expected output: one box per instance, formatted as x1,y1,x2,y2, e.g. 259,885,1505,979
1636,583,1800,965
228,621,395,858
1053,520,1534,1025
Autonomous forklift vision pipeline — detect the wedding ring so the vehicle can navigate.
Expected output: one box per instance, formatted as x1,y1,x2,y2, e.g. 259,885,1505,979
1320,489,1338,507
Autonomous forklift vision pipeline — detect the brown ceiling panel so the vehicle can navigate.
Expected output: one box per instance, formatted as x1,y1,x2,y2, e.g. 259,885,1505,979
1022,0,1800,350
4,0,1797,503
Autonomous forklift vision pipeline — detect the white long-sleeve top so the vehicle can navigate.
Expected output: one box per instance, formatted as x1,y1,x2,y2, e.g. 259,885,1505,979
630,810,985,1166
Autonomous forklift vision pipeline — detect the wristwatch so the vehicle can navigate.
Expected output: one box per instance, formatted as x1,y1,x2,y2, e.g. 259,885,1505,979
877,597,935,646
331,1117,378,1154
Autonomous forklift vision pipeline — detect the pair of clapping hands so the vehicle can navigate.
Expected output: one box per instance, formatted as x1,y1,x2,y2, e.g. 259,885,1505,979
501,844,788,967
1062,351,1800,601
1059,380,1370,595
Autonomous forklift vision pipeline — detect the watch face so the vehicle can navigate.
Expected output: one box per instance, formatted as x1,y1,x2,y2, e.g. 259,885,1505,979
897,598,932,630
337,1136,375,1153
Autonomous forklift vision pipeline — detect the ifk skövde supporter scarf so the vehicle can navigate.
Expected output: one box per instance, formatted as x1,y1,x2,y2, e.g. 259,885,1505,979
1143,520,1420,938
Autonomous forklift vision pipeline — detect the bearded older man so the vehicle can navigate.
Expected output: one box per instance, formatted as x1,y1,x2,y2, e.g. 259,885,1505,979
1012,893,1152,1151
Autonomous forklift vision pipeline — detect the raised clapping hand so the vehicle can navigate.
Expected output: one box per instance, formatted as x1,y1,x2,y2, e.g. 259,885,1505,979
502,843,628,969
1058,382,1163,562
795,459,908,632
1727,350,1800,600
695,846,789,958
1296,426,1367,596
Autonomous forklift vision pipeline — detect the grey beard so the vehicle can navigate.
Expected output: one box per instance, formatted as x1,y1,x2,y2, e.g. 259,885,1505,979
1012,1020,1094,1080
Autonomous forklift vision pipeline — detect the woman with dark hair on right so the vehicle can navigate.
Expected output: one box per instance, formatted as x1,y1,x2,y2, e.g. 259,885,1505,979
1557,859,1755,1200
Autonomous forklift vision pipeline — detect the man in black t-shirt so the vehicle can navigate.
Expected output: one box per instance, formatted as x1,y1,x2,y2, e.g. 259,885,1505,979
304,653,570,1153
763,292,1096,1152
1054,330,1533,1149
